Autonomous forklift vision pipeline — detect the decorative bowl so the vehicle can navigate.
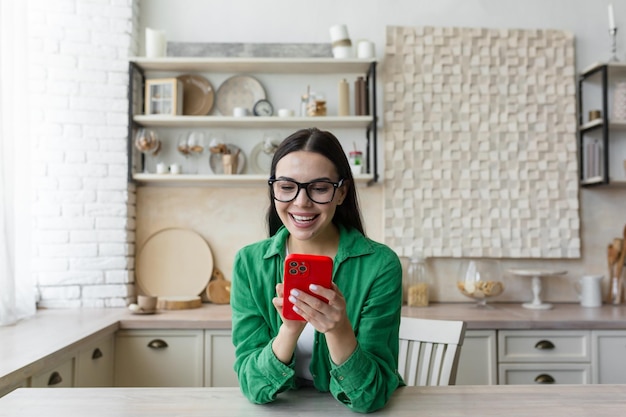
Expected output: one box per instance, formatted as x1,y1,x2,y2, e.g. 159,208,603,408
456,259,504,307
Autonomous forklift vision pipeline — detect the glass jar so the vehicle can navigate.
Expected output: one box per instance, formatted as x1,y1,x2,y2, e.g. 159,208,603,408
349,150,362,166
406,255,429,307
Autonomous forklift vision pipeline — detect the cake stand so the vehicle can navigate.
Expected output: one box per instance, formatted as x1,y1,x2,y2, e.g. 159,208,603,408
509,269,567,310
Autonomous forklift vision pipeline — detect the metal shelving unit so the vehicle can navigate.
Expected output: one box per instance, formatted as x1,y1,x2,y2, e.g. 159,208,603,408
578,62,626,187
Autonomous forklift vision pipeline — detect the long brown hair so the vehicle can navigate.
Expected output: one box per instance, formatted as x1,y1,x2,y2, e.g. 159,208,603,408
267,128,365,236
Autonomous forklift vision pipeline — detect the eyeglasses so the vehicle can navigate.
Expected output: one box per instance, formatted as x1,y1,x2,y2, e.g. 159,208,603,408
268,178,344,204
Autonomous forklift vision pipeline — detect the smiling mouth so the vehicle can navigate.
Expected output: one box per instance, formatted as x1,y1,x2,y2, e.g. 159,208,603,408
290,213,318,225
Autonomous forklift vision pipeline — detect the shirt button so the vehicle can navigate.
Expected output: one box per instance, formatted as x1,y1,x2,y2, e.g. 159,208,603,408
338,376,344,381
282,372,287,376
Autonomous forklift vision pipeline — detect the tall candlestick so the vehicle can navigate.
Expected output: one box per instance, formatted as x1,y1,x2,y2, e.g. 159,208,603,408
609,3,616,30
609,27,619,62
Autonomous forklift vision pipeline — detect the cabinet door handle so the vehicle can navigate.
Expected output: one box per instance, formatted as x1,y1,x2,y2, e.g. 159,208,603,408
91,347,103,360
147,339,168,349
534,340,555,350
534,374,555,384
47,371,63,386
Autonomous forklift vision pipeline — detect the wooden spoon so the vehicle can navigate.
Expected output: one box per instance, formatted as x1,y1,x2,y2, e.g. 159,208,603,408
614,225,626,303
608,243,619,277
608,243,619,302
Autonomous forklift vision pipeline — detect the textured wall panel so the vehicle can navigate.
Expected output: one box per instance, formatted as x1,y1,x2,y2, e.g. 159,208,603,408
383,26,580,258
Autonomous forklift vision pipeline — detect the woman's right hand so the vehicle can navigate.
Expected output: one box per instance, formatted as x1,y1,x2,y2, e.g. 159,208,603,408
273,283,306,333
271,283,306,364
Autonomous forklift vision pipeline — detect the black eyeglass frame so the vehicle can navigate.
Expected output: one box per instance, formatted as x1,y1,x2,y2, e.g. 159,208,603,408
268,178,345,204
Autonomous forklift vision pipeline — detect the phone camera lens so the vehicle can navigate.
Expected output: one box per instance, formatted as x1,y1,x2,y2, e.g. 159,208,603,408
289,268,298,275
289,261,298,267
298,265,307,272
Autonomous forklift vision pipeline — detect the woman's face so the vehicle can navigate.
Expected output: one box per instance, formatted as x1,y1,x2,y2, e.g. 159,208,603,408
273,151,347,245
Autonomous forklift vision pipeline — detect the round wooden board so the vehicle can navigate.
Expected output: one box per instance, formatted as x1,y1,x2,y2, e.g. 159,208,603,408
136,228,213,298
157,296,202,310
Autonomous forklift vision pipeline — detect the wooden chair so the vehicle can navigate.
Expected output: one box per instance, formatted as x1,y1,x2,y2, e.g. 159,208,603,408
398,317,467,386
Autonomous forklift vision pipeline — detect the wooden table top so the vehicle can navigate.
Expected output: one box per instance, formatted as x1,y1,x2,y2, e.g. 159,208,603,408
1,385,625,416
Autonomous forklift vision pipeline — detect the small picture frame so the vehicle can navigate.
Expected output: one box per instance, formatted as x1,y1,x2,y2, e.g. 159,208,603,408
145,78,183,115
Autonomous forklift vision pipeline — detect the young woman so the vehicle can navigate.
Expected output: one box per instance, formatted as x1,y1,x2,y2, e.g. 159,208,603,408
231,128,403,413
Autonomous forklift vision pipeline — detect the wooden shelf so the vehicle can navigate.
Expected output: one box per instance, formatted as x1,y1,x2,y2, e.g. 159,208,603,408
579,118,603,131
581,61,626,77
130,57,374,74
133,115,373,129
132,173,376,187
128,57,379,184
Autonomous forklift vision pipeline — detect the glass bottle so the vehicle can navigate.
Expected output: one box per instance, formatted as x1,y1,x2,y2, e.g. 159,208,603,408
406,254,429,307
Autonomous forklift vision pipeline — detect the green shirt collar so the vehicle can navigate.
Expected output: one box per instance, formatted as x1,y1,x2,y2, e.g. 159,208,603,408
263,224,375,264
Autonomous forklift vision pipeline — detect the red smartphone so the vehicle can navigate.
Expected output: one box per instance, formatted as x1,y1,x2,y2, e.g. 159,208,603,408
282,253,333,321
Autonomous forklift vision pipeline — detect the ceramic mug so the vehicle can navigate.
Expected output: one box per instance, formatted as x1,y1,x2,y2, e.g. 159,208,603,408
137,295,157,311
574,275,603,308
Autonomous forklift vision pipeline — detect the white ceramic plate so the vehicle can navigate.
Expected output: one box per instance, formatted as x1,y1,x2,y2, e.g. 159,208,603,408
136,228,213,297
177,74,215,115
249,141,274,174
215,75,266,116
209,144,246,174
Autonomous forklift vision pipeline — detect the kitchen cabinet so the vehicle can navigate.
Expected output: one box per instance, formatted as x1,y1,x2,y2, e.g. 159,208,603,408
592,330,626,383
0,380,28,398
30,357,75,388
204,330,237,387
577,62,626,186
127,57,378,186
114,329,204,387
497,330,591,385
455,330,497,385
74,334,115,387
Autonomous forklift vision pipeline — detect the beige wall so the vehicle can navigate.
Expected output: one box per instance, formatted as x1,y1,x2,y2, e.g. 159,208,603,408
136,184,383,290
137,181,625,304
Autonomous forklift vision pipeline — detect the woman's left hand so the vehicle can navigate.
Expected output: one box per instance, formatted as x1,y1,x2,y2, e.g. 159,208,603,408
287,283,349,334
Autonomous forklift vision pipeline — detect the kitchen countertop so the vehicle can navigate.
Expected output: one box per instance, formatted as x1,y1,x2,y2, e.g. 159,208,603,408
2,302,626,391
2,385,626,417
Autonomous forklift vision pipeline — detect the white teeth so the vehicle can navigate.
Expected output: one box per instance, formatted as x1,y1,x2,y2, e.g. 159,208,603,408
292,214,315,222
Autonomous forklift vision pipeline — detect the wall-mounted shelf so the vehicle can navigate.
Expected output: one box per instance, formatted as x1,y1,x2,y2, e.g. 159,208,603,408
577,62,626,187
132,173,375,187
129,57,373,74
133,115,372,129
127,57,378,185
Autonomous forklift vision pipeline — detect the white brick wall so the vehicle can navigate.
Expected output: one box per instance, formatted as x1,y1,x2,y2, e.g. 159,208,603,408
29,0,139,308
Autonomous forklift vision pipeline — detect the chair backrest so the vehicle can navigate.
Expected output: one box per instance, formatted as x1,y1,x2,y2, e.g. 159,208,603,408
398,317,467,386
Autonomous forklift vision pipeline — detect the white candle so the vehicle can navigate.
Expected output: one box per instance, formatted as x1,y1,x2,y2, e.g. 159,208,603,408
609,4,616,30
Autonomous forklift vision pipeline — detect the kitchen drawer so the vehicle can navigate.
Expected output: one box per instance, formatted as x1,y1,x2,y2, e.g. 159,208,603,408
498,330,590,363
499,363,591,385
30,357,75,388
114,329,203,387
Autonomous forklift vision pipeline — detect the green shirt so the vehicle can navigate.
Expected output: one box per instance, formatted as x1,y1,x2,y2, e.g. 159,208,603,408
231,225,404,413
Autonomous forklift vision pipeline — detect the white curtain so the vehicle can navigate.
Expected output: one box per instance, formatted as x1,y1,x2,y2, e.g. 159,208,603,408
0,0,35,325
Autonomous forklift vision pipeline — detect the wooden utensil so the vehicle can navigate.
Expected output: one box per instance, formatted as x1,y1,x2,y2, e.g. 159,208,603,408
206,267,231,304
614,225,626,303
607,243,619,303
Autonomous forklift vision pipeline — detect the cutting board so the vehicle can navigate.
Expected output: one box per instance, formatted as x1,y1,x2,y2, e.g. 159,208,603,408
157,296,202,310
206,267,231,304
136,228,214,297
